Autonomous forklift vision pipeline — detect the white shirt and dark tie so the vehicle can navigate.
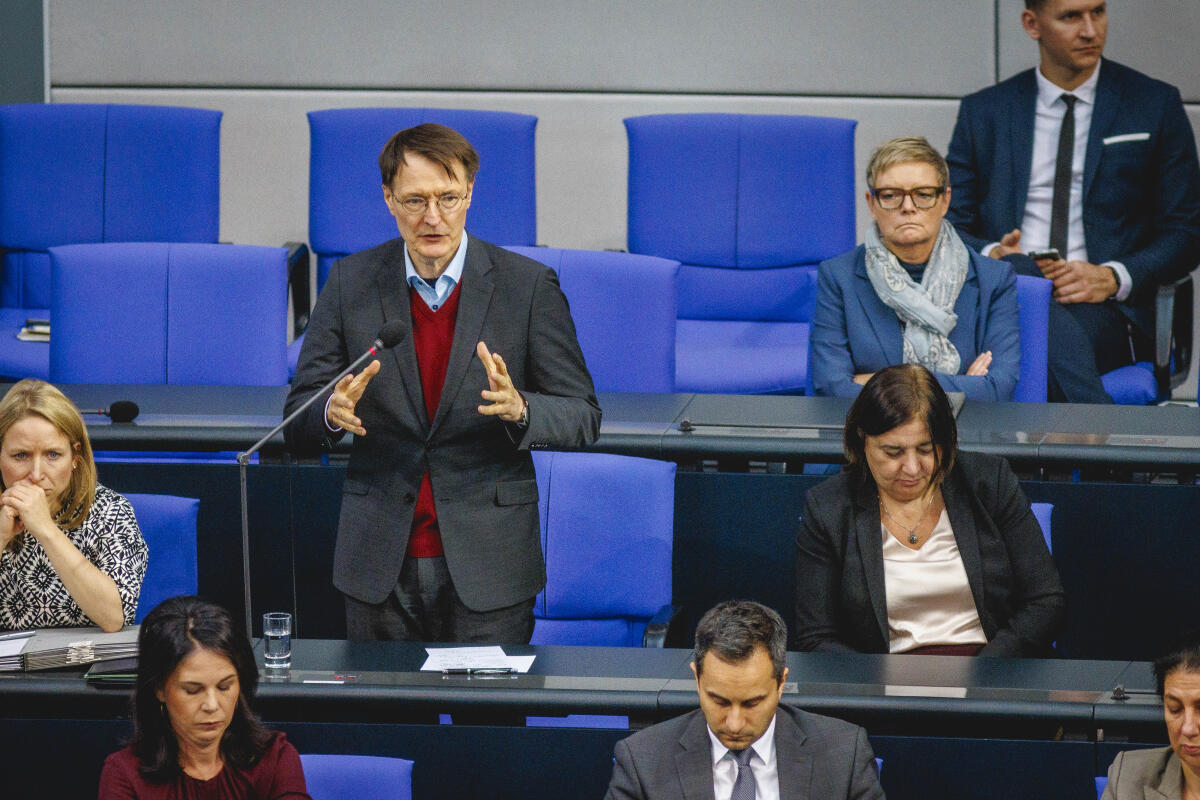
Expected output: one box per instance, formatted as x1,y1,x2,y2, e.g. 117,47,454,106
707,715,780,800
983,60,1132,301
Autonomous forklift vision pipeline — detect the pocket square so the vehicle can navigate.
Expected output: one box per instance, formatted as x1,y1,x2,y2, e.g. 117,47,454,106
1103,132,1150,145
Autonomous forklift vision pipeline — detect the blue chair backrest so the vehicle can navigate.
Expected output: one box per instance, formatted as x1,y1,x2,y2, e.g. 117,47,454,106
0,103,221,311
1013,275,1051,402
299,754,413,800
504,246,679,392
530,451,675,646
625,113,855,323
1096,776,1107,798
1031,502,1053,554
49,242,289,385
125,493,199,623
308,107,537,289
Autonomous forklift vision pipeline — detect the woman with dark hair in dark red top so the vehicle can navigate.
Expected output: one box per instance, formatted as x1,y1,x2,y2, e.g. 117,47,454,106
98,596,310,799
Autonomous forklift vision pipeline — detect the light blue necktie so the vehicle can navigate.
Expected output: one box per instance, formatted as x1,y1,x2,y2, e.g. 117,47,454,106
730,747,757,800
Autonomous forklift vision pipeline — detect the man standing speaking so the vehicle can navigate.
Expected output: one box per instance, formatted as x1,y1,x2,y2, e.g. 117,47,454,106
285,123,600,643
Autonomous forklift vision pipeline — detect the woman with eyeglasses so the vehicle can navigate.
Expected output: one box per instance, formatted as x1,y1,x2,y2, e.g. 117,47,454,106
809,137,1022,401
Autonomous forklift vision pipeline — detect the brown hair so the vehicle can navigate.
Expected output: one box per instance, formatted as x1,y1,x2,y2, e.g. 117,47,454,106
378,123,480,188
0,379,96,529
843,364,957,487
865,136,949,190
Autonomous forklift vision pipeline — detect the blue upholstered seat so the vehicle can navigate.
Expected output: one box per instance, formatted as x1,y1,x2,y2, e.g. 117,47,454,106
126,493,199,624
49,242,288,385
1014,275,1051,402
307,107,538,292
530,451,676,647
625,113,856,394
0,103,221,380
299,754,413,800
504,246,679,393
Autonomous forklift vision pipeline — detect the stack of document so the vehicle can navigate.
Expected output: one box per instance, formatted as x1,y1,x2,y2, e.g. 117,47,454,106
0,626,139,672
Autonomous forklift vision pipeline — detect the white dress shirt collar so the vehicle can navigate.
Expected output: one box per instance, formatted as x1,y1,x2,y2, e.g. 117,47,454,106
707,712,780,800
1035,57,1101,110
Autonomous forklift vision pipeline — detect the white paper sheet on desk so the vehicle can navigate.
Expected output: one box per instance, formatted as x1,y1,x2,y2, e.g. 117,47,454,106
420,646,536,673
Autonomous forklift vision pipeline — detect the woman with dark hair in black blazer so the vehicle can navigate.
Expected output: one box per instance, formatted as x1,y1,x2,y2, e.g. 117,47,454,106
793,363,1065,657
98,596,310,799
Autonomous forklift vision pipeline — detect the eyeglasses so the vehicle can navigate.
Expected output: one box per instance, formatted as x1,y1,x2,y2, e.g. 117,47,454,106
390,192,468,215
870,186,944,210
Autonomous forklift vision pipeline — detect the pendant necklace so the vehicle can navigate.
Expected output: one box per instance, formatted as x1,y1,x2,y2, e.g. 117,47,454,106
880,491,935,545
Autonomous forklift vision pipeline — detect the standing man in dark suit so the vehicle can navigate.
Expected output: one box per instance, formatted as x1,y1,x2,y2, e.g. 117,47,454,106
285,123,600,643
605,601,884,800
946,0,1200,403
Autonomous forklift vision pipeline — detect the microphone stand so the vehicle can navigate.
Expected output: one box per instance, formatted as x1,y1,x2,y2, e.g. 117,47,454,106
236,338,387,637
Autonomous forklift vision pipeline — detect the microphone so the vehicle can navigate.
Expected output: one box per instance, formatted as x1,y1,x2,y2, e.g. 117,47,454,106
83,401,141,423
235,322,407,635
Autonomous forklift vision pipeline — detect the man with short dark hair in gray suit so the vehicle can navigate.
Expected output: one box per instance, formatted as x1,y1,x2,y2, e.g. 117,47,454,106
285,123,599,644
605,601,884,800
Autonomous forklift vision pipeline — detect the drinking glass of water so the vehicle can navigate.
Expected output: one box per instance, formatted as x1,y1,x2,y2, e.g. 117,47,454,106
263,612,292,668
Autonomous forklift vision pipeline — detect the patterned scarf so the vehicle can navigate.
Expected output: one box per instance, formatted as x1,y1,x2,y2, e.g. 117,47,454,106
864,218,969,375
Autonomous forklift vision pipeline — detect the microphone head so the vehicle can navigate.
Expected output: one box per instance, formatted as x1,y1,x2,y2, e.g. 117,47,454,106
376,321,407,350
107,400,139,423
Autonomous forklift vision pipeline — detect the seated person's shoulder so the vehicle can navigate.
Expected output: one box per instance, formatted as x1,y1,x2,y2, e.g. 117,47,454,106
819,246,864,275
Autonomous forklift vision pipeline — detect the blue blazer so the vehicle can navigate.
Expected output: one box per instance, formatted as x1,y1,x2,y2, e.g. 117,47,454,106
946,60,1200,331
809,244,1020,401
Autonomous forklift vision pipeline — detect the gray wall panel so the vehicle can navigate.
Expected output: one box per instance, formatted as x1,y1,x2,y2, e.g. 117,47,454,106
1,0,46,104
998,0,1200,102
50,0,992,97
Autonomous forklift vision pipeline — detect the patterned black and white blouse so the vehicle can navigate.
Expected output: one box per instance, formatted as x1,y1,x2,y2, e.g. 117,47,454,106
0,484,148,630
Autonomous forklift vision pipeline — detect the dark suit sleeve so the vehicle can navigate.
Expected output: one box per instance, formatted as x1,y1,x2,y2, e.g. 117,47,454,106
1114,85,1200,299
604,737,647,800
848,726,886,800
933,258,1021,402
809,258,865,398
946,96,993,255
515,265,601,449
283,257,351,454
794,488,859,653
976,457,1067,657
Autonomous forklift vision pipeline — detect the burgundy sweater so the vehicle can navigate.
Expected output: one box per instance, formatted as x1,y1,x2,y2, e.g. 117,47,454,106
406,281,463,558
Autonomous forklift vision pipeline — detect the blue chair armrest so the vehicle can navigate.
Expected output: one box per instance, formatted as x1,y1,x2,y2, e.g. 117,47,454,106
642,603,683,648
1154,273,1192,397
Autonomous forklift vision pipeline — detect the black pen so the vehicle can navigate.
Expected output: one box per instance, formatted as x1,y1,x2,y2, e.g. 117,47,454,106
441,667,516,676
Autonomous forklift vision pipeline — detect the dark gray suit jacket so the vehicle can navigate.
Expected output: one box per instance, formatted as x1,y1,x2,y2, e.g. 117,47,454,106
284,234,600,611
793,451,1066,657
1101,747,1183,800
604,704,884,800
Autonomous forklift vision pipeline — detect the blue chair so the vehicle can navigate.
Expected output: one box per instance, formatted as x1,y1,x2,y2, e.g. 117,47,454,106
1013,276,1051,402
299,754,413,800
1101,274,1192,404
1095,775,1107,798
291,108,539,375
125,493,199,623
625,113,856,394
307,107,537,292
504,246,679,392
48,242,289,385
530,451,676,647
0,103,221,380
1031,502,1053,553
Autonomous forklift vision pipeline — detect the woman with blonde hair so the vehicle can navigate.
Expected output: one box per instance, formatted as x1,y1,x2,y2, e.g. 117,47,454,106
0,379,146,631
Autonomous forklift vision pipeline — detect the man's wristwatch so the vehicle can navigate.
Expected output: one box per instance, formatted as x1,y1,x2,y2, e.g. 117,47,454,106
518,396,529,428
